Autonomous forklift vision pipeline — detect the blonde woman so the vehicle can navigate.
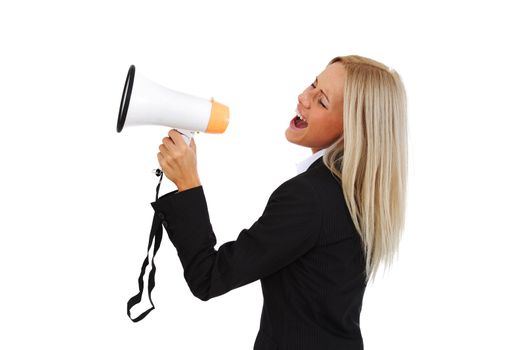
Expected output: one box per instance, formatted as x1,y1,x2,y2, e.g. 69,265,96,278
156,54,408,350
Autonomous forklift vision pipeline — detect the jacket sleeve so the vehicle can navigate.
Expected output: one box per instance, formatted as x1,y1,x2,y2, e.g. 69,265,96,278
150,177,322,301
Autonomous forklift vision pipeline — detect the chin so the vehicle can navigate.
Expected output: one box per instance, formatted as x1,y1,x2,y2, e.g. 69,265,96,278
285,125,319,150
284,129,303,146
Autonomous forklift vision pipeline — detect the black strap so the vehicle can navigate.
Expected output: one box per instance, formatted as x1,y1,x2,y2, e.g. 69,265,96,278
126,169,165,322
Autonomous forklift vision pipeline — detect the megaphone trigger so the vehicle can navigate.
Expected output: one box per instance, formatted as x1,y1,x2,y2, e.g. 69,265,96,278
172,128,195,146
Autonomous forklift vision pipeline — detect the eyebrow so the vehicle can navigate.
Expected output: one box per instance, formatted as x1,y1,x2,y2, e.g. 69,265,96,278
315,77,330,104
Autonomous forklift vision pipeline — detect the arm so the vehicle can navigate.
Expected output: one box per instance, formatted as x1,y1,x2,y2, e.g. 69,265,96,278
150,177,322,301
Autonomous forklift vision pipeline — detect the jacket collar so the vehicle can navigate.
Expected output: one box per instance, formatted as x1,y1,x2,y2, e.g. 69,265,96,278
296,149,326,174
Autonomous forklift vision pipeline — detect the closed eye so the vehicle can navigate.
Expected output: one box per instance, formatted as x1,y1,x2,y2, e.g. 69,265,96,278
310,82,327,109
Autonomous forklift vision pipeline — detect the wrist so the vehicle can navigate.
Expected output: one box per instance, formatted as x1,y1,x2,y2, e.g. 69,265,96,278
177,178,201,192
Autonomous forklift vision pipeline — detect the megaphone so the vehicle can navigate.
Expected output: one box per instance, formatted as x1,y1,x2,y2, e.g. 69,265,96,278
119,65,231,322
117,65,230,144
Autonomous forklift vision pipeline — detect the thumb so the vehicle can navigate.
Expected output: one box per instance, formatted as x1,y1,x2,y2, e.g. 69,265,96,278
190,137,197,152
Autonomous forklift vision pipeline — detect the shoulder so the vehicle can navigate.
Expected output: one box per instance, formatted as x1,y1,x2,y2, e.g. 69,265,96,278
270,157,342,209
269,171,320,207
270,157,359,244
290,157,350,223
262,160,331,219
293,157,342,196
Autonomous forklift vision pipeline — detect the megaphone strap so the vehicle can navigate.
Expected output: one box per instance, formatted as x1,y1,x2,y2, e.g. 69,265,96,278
126,170,165,322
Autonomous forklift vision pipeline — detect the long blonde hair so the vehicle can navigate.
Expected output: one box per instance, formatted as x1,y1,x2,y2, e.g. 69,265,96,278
322,55,408,283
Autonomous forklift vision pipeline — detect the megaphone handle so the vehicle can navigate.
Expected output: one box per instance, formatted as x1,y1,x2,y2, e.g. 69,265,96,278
151,128,194,187
175,129,195,145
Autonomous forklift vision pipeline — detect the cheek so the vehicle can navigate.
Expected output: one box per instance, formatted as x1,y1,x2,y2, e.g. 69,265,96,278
327,114,344,135
310,110,343,136
336,116,344,133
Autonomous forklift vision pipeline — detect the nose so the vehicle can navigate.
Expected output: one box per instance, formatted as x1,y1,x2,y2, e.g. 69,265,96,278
298,90,311,108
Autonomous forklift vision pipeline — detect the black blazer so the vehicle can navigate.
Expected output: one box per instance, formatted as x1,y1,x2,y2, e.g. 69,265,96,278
151,157,367,350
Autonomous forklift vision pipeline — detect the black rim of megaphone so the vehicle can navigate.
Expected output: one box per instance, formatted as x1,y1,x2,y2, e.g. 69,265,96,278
117,65,135,133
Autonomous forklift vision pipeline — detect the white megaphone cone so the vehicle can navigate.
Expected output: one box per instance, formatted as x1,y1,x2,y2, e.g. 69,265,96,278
117,65,230,144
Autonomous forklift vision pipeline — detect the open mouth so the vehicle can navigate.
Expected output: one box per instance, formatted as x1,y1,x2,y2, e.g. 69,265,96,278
290,115,309,129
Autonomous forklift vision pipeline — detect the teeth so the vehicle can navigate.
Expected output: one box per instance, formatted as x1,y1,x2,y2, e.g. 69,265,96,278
297,111,305,121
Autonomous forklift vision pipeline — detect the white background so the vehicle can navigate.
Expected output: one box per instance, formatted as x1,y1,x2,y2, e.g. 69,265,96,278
1,0,524,349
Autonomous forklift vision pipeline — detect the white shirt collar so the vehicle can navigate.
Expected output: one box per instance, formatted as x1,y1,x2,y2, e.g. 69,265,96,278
296,149,326,174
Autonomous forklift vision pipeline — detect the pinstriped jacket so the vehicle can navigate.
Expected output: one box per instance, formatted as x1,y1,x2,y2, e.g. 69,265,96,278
151,156,367,350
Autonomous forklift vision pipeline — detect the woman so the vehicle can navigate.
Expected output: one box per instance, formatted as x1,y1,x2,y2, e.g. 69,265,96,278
155,54,408,350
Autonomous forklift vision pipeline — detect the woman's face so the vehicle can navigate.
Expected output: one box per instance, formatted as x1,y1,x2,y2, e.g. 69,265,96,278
285,62,345,154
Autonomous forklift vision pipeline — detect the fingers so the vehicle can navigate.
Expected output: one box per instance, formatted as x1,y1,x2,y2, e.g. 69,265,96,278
160,129,197,157
157,129,198,185
159,130,184,158
162,132,182,153
157,144,169,166
157,150,166,170
168,129,184,144
162,137,176,152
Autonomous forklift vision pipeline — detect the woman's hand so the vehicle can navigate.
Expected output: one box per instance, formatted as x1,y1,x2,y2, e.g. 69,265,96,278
157,129,201,192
